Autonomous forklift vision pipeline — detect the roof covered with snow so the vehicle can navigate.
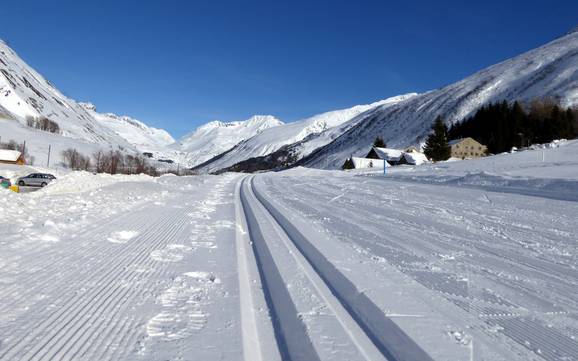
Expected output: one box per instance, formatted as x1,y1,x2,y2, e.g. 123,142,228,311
373,147,404,161
403,151,428,165
448,139,466,146
0,149,22,162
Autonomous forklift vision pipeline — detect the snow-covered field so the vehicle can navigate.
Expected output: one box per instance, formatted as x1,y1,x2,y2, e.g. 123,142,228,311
0,140,577,360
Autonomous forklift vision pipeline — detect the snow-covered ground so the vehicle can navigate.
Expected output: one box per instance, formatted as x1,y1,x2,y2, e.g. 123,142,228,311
0,140,576,360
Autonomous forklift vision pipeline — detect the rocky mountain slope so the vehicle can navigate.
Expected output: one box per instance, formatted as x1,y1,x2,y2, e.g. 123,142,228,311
299,28,578,169
0,40,132,149
192,95,417,172
80,103,175,151
173,115,283,167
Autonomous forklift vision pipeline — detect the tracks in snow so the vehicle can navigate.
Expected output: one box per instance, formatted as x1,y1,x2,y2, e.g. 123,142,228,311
236,176,433,361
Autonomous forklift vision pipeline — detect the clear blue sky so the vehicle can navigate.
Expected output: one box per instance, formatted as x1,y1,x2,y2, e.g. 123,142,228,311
1,0,576,138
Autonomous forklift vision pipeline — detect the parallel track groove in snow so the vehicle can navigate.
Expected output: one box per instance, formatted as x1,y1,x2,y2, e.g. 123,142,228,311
239,177,322,361
247,176,434,361
256,174,578,361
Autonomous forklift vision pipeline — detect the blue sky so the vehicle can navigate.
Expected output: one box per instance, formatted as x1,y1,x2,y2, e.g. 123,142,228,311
1,0,576,138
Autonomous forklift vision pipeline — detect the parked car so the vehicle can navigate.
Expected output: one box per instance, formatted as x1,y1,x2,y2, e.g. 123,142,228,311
17,173,56,187
0,175,11,188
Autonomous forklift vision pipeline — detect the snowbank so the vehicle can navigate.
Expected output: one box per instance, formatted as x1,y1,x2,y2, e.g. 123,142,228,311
37,171,154,196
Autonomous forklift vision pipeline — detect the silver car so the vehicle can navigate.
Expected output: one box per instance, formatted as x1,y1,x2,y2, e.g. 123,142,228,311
17,173,56,187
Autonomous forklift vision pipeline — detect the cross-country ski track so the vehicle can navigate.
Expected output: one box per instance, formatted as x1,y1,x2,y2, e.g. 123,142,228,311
1,165,577,361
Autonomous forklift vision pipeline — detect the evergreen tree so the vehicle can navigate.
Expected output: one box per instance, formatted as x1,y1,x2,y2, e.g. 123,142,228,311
423,116,451,161
341,158,354,170
373,136,386,148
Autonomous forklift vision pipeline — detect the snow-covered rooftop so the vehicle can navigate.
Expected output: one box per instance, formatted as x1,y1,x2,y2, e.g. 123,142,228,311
0,149,21,162
448,139,466,146
373,147,404,161
403,152,428,165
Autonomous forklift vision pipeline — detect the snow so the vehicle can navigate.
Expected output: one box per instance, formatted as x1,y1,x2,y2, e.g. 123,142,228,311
80,103,175,151
351,157,387,169
373,147,404,161
0,149,21,162
1,140,576,360
194,94,417,172
302,30,578,169
1,27,578,361
0,41,134,149
403,151,428,165
174,115,283,167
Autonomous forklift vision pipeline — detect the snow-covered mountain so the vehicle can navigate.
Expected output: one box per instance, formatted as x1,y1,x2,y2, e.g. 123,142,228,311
79,103,175,151
298,28,578,169
0,40,133,149
193,96,417,172
174,115,283,167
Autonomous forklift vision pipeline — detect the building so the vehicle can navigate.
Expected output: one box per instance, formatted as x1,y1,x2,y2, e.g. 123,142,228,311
403,151,428,165
351,157,388,170
347,146,429,169
448,138,487,159
0,149,25,165
366,147,405,165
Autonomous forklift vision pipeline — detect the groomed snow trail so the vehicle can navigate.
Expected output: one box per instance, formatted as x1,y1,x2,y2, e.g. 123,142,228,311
0,174,243,361
237,176,433,361
2,154,577,361
253,170,578,361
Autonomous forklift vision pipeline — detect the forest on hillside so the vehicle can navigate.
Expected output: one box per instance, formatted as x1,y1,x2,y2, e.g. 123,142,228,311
449,99,577,154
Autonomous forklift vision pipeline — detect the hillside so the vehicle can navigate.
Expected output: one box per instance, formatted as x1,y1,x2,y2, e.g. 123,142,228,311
80,103,175,151
173,115,283,167
0,40,132,148
193,95,417,172
299,29,578,169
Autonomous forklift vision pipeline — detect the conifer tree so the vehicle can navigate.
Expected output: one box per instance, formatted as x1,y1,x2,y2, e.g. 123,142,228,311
423,116,451,161
341,158,354,170
373,137,386,148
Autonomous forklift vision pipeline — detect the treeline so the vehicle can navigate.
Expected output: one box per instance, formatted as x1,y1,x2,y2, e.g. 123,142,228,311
26,116,60,134
449,100,577,154
61,148,160,176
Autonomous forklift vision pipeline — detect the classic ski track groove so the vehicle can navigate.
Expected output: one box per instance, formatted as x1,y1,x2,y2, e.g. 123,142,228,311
259,176,578,361
241,175,436,361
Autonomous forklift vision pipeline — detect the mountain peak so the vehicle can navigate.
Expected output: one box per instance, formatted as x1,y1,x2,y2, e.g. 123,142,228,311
79,102,97,112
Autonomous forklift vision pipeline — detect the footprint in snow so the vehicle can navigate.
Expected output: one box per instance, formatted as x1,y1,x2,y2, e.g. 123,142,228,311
145,271,220,341
107,230,139,244
150,244,192,262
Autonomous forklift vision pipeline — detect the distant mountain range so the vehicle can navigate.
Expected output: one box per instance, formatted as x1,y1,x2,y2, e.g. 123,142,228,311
1,27,577,171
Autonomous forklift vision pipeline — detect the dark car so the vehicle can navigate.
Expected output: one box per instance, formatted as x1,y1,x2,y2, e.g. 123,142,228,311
0,175,11,188
17,173,56,187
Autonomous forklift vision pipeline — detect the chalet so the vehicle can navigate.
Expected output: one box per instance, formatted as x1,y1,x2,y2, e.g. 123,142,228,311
351,157,388,170
403,150,428,165
449,138,487,159
364,146,429,167
0,149,25,165
366,147,405,165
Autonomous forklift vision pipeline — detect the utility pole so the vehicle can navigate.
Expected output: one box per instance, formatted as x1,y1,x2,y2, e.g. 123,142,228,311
47,145,51,168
